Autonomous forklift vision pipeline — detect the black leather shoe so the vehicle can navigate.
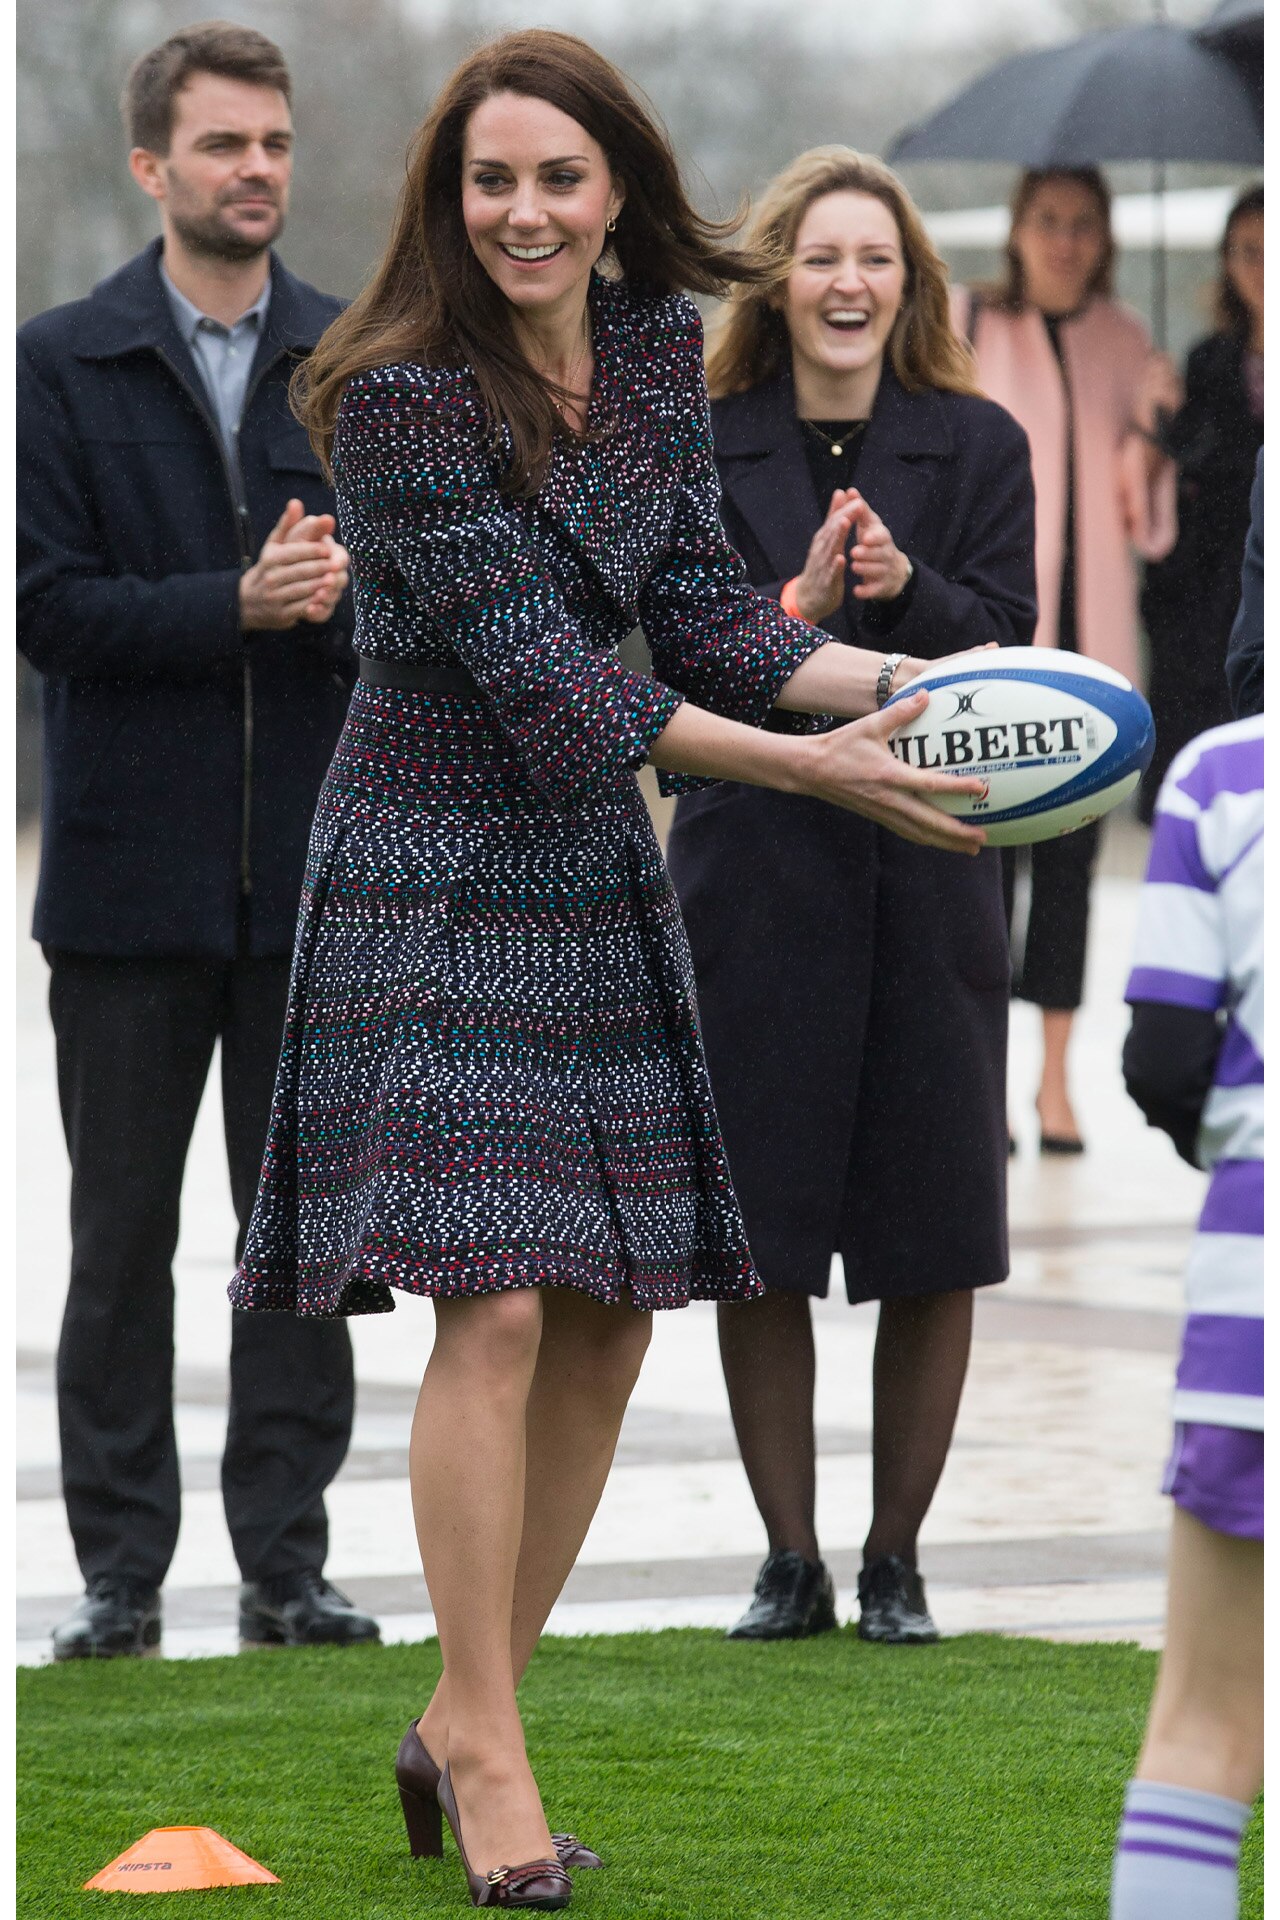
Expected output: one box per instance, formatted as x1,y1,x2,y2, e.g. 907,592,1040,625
239,1571,381,1648
857,1555,939,1644
726,1550,838,1641
1039,1132,1086,1156
52,1575,161,1661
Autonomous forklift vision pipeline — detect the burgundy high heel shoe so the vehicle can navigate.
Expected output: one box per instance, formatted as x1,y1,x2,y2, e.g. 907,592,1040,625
394,1721,603,1870
437,1761,571,1910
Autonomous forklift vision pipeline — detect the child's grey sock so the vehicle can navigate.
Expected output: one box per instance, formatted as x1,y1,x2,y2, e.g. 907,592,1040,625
1110,1778,1250,1919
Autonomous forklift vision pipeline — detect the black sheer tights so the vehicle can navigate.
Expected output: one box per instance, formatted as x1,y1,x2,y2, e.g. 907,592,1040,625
717,1288,975,1568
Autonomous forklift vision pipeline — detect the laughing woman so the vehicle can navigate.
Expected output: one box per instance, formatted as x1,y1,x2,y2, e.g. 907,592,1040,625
229,34,988,1912
665,148,1036,1647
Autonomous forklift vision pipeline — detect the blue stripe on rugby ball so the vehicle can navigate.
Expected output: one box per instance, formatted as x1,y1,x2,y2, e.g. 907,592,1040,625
883,663,1154,825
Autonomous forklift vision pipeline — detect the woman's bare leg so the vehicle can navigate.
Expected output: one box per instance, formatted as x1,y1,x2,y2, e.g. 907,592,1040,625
408,1287,554,1875
418,1290,652,1761
508,1290,652,1674
1136,1505,1263,1804
1037,1008,1082,1142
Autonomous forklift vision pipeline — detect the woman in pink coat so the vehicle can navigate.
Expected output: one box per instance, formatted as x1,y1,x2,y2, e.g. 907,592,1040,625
954,167,1178,1151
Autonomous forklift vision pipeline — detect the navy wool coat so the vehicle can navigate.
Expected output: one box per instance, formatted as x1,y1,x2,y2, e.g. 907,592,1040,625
17,238,356,958
230,278,830,1320
665,365,1037,1303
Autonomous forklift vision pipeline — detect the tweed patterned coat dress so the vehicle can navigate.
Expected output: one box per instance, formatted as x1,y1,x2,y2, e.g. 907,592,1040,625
230,277,829,1319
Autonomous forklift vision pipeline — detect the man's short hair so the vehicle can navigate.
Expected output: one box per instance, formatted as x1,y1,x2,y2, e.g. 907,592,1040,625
121,20,292,154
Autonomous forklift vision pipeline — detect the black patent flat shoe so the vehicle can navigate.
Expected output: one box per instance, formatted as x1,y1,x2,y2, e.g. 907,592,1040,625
396,1720,603,1869
52,1575,161,1661
1039,1132,1085,1155
727,1549,838,1641
857,1555,939,1644
239,1570,381,1648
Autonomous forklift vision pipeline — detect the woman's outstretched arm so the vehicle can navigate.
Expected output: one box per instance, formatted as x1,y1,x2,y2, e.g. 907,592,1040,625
648,687,988,854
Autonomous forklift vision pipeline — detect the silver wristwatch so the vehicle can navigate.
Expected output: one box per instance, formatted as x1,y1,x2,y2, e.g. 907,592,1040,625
876,653,907,708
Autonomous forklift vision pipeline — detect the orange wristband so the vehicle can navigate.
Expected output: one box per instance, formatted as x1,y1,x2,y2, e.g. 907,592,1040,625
780,576,805,621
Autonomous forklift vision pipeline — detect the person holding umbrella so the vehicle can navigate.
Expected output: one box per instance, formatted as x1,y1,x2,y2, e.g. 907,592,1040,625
1138,183,1263,815
955,167,1179,1151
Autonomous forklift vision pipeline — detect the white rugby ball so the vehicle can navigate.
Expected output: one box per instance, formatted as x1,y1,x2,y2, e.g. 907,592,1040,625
882,648,1155,846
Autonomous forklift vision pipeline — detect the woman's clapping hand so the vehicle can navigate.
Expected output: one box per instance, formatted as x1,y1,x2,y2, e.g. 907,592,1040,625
793,488,862,623
846,491,913,601
793,486,914,622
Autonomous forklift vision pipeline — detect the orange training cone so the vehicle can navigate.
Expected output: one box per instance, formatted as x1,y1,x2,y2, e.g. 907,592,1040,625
83,1826,280,1893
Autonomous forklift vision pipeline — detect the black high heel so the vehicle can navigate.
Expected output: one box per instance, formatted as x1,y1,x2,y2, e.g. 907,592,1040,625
437,1761,571,1910
394,1720,603,1870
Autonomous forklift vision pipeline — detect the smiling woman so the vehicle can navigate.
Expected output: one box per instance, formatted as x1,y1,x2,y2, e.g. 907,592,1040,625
668,146,1037,1651
459,92,623,429
237,38,1000,1911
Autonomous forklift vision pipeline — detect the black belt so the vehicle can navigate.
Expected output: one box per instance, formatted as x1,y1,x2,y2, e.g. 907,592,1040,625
358,655,483,698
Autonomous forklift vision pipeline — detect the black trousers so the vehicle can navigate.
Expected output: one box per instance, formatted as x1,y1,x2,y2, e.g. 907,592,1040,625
1001,820,1101,1012
47,947,355,1590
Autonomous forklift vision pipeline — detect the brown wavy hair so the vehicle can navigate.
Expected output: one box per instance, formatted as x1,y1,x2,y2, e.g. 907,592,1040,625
1215,181,1263,340
983,167,1115,313
704,147,979,401
294,28,771,493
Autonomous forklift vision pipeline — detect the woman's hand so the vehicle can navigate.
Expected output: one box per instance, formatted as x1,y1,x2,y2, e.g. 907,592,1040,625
648,683,989,852
846,491,912,601
803,690,989,853
793,489,861,623
1131,352,1183,437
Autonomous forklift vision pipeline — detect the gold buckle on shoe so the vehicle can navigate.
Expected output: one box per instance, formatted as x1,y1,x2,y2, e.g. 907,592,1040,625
486,1867,510,1885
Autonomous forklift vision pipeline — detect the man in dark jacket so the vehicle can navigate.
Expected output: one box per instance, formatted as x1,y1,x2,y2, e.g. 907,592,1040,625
17,23,378,1659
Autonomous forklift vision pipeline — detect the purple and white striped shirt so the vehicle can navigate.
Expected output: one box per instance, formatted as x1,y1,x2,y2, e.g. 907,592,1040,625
1126,715,1263,1433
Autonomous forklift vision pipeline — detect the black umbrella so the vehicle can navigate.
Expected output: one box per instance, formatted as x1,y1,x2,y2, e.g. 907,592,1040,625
887,21,1261,168
1196,0,1264,49
886,21,1261,344
1195,0,1263,123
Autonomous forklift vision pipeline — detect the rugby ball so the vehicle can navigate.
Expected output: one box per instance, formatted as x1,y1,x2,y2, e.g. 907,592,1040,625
882,648,1155,846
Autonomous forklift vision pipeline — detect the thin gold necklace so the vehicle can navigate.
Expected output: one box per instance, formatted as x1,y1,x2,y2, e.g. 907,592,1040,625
800,416,866,459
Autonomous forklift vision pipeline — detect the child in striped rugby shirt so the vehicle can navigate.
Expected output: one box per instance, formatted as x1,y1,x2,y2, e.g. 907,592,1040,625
1112,713,1263,1919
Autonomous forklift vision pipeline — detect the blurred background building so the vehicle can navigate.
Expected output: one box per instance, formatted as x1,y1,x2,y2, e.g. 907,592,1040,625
15,0,1258,820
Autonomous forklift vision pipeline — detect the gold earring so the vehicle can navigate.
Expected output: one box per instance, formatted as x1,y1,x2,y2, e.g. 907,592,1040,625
606,215,617,233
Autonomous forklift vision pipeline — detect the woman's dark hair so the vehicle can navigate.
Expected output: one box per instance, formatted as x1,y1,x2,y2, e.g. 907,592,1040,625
1215,181,1263,339
295,28,772,492
982,167,1115,312
121,21,291,153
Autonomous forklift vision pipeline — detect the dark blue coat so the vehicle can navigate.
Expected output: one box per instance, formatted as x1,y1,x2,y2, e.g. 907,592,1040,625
17,239,356,957
664,365,1037,1301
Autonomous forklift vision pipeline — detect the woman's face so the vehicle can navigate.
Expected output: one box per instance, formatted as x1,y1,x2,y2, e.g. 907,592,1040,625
1011,177,1108,316
1225,208,1264,325
461,91,622,319
783,190,907,391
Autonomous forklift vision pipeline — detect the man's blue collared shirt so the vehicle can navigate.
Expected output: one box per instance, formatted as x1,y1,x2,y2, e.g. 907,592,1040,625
160,260,271,479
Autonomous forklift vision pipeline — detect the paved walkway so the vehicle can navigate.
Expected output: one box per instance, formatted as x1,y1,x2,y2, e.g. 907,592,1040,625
16,793,1204,1664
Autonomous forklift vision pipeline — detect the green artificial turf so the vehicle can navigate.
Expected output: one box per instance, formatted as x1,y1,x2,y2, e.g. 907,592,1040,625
18,1630,1262,1919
